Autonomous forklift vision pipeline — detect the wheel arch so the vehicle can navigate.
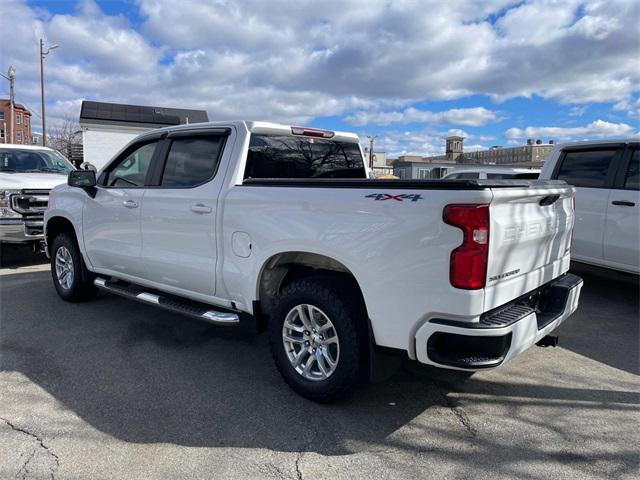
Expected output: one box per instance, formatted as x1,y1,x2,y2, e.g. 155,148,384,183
256,251,366,312
45,216,80,256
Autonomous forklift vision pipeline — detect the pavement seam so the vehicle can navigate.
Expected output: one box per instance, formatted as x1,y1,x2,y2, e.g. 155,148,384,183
1,417,60,480
436,386,478,439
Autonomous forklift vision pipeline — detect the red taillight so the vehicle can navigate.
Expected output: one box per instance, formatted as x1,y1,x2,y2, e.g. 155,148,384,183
291,126,335,138
443,204,490,290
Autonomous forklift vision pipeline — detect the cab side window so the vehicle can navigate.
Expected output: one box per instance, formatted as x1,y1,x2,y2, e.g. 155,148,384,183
624,149,639,190
106,141,158,187
160,136,225,187
556,149,617,188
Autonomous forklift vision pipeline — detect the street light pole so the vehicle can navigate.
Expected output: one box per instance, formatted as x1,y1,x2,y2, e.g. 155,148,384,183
366,135,378,169
39,38,59,147
1,66,16,143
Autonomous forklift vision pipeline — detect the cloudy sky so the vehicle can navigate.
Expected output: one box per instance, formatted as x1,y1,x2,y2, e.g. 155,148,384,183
1,0,638,156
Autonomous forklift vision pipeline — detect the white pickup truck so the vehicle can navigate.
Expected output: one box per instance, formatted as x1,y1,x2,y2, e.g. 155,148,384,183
1,144,75,264
44,121,583,401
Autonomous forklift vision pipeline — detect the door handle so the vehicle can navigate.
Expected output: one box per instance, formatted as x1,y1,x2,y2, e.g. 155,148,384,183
122,200,139,209
611,200,635,207
191,203,213,214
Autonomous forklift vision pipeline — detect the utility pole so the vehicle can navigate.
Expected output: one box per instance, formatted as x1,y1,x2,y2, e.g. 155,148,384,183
366,135,378,169
1,66,16,143
40,38,59,147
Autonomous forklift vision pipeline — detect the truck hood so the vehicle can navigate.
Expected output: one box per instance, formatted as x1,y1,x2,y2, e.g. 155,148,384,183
0,172,68,191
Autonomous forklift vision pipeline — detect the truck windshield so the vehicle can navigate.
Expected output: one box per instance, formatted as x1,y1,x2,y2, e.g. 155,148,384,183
0,148,74,174
244,134,366,179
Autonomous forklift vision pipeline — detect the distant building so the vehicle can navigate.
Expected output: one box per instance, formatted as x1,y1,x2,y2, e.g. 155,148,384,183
363,149,393,176
445,135,464,163
423,136,555,166
0,99,32,145
392,157,455,179
79,100,208,169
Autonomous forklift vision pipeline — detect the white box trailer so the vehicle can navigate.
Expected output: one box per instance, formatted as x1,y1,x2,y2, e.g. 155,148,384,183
81,124,150,170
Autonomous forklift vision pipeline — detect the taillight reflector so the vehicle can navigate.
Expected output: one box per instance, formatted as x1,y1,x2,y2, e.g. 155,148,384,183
567,196,575,254
291,127,335,138
443,204,490,290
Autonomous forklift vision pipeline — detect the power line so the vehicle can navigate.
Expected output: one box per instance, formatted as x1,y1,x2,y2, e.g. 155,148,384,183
15,98,42,119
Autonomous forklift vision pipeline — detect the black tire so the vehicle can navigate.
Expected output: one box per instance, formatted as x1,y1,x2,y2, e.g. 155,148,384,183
50,232,97,302
268,277,365,402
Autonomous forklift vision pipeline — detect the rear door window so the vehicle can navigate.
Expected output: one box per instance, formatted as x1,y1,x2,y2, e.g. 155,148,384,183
458,172,480,179
160,136,225,187
244,134,365,179
487,173,514,179
556,149,618,188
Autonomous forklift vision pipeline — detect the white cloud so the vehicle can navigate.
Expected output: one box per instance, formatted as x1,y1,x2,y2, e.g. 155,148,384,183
569,106,588,117
613,97,640,118
367,127,477,157
464,144,489,152
344,107,498,127
479,135,496,142
505,120,635,141
1,0,638,133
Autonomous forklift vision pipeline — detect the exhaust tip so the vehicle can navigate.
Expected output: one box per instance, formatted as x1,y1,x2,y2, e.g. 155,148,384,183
536,335,559,348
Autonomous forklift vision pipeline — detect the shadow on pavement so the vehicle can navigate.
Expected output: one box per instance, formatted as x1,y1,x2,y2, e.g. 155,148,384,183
1,271,447,456
0,243,48,269
1,268,638,475
557,262,639,375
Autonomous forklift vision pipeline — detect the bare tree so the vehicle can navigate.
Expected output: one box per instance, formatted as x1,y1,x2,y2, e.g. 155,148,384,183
47,115,82,167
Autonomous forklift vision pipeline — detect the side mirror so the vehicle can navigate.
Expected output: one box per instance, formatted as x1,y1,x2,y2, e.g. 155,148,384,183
80,162,97,172
68,170,97,198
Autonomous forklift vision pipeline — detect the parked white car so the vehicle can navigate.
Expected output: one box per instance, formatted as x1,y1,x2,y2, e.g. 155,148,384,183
443,167,540,180
45,121,582,401
540,139,639,274
0,144,75,263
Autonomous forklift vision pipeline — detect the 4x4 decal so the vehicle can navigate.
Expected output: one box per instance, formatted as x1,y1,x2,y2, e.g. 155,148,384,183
365,193,424,202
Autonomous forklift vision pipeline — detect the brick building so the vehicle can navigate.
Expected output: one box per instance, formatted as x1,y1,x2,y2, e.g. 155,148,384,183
0,99,32,145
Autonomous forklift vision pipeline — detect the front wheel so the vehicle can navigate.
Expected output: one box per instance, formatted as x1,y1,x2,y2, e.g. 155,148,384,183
50,232,97,302
268,278,365,402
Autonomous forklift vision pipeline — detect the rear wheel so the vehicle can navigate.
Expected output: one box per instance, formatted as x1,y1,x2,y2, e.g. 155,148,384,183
50,232,97,302
269,277,365,402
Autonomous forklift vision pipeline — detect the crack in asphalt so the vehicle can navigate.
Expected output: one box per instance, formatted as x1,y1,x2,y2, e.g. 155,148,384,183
294,424,319,480
436,386,478,439
1,417,60,480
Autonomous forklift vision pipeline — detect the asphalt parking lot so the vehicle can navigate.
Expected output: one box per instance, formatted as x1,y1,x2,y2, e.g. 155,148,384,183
1,252,638,480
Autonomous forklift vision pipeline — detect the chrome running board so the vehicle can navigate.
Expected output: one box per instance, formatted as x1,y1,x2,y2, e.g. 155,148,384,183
93,277,240,326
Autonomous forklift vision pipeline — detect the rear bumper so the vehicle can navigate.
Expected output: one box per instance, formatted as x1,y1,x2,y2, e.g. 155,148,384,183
414,273,583,370
0,219,44,243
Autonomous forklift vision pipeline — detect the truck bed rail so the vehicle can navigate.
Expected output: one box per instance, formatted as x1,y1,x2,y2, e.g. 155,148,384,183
241,178,568,190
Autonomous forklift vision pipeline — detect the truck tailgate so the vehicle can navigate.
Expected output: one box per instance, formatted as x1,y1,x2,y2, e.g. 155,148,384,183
485,182,575,310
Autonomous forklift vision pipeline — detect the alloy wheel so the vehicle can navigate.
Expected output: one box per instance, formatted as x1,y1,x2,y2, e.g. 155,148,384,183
282,304,340,381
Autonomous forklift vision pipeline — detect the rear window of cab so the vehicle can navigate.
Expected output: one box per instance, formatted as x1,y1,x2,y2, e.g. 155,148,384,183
244,134,365,179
